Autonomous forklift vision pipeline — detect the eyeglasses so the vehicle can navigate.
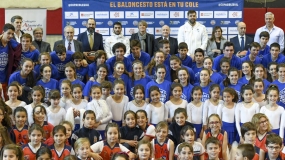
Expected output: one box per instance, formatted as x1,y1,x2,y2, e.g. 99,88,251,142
259,120,268,125
209,121,220,125
267,146,280,150
34,32,43,35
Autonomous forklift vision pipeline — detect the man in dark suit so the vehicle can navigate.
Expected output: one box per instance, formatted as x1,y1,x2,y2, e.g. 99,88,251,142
130,20,154,57
154,25,178,55
53,25,83,52
11,15,24,43
230,22,253,57
32,27,51,53
77,18,104,54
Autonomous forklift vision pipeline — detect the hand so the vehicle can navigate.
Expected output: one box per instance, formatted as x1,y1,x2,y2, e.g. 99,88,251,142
237,51,247,57
90,153,103,160
128,140,138,147
128,152,136,160
93,121,101,128
29,45,36,51
239,137,244,144
89,77,95,82
82,59,88,67
173,79,178,83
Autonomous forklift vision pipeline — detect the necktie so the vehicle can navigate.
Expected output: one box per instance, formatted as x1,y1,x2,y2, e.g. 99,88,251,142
89,34,94,50
68,42,71,51
241,36,244,51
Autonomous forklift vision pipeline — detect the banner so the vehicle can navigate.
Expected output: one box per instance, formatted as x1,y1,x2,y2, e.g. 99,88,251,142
5,8,47,41
0,0,61,10
62,0,244,41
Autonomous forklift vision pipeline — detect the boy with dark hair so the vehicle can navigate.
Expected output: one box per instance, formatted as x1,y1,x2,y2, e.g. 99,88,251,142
191,48,204,82
235,144,255,160
106,42,132,75
0,23,21,100
72,51,89,82
127,39,150,67
158,39,171,67
20,33,40,63
265,134,285,160
261,42,285,68
258,31,270,58
175,42,192,68
241,42,262,65
177,142,194,160
205,137,221,160
231,122,265,160
50,44,73,79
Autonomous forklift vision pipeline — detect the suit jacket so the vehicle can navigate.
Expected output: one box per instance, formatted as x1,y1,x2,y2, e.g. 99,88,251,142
206,38,228,57
32,40,51,53
230,35,253,55
130,32,154,57
53,39,83,52
77,31,103,52
154,37,178,55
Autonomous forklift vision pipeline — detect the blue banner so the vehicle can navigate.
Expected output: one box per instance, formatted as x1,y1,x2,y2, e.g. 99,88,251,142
62,0,244,40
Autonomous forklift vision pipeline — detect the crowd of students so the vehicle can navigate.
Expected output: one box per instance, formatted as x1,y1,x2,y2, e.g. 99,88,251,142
1,19,285,160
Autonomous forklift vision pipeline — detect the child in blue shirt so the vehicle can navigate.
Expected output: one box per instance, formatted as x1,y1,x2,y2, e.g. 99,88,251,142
34,52,58,79
261,43,285,68
192,48,204,82
175,42,192,68
20,33,40,64
72,51,89,83
127,40,151,67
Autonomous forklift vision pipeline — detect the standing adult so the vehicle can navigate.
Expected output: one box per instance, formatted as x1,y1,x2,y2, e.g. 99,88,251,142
53,25,83,52
32,27,51,53
130,20,155,57
154,25,178,55
254,12,284,53
77,18,104,54
104,22,130,58
177,10,208,58
0,24,21,100
230,22,253,57
11,15,24,43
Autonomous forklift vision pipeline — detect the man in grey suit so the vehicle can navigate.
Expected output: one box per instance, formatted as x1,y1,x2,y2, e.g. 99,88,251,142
154,25,178,55
32,27,51,53
53,25,83,52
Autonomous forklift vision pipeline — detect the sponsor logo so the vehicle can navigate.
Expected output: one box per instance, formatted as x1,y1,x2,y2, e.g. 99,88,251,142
146,28,154,34
79,12,94,19
95,28,109,35
133,20,138,26
140,11,154,18
229,11,242,18
221,27,228,34
66,21,77,26
155,28,162,34
214,11,228,18
220,21,231,25
169,21,180,25
107,21,113,27
96,22,104,25
170,27,179,35
206,27,213,34
125,11,139,19
94,11,109,19
228,27,238,34
200,11,213,18
197,21,206,25
210,20,216,25
82,21,87,26
170,11,184,18
146,21,154,25
218,3,238,6
155,11,169,18
125,28,139,35
110,11,124,19
118,21,128,25
65,12,79,19
235,20,240,25
159,20,165,26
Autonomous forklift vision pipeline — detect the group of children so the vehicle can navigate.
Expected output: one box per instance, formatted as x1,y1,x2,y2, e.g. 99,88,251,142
1,30,285,159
